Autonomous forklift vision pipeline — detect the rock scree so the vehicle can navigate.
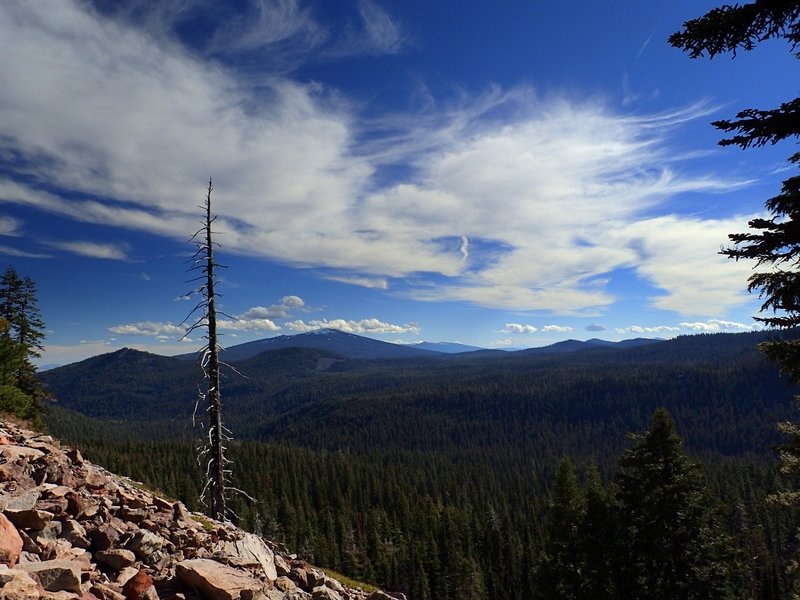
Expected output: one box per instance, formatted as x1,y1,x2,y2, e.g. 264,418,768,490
0,420,407,600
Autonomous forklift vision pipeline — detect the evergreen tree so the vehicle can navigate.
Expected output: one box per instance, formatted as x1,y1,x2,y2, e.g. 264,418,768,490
670,4,800,355
576,466,616,600
616,408,745,600
670,1,800,496
533,458,584,600
0,266,47,424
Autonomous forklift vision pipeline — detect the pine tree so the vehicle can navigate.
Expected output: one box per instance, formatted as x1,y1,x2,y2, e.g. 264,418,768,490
533,458,584,600
616,408,745,600
671,3,800,359
576,466,616,600
0,266,47,424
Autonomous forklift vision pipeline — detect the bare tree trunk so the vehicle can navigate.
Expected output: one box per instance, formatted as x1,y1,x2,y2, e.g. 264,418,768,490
204,180,226,520
183,178,228,521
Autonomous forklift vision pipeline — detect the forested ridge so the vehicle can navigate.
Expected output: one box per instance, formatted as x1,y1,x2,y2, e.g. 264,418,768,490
39,330,800,599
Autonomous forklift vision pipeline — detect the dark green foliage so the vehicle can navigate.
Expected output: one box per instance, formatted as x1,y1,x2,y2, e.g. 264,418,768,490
0,266,47,425
44,389,800,599
615,409,745,599
533,411,748,600
533,459,584,600
670,3,800,340
668,3,800,59
672,6,800,591
40,330,800,461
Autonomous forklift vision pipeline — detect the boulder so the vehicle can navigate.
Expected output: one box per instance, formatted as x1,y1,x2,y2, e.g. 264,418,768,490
0,512,23,567
126,530,165,561
216,532,278,582
6,508,53,531
0,486,40,511
311,586,343,600
0,567,41,599
17,559,82,593
61,519,91,549
88,523,121,552
176,558,266,600
90,582,126,600
95,549,136,571
121,568,156,600
0,445,44,462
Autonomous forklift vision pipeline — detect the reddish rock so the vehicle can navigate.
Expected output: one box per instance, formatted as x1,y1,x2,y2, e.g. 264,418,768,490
64,491,85,517
6,508,53,530
0,512,23,566
90,582,127,600
0,445,44,462
66,448,83,465
121,568,153,600
176,558,266,600
96,548,136,571
0,567,41,599
88,523,121,552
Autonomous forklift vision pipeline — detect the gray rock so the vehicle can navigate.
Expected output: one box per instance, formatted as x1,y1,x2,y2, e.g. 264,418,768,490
61,519,90,549
95,548,136,571
311,586,343,600
0,567,40,599
5,508,52,531
34,519,62,542
126,529,165,560
0,486,40,511
17,558,82,593
216,532,278,582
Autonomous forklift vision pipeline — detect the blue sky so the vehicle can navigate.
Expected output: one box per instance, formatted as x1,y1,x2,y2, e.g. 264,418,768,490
0,1,795,367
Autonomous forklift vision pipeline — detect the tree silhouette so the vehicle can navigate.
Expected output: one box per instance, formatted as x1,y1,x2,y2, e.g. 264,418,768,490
616,408,745,599
0,266,47,424
182,179,230,520
671,6,800,368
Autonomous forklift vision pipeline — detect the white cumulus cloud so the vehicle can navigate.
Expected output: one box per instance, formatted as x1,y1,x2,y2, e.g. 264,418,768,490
501,323,538,334
678,319,757,332
109,321,184,336
285,318,419,335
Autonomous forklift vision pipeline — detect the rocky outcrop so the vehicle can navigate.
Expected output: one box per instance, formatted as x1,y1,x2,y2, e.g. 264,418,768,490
0,421,406,600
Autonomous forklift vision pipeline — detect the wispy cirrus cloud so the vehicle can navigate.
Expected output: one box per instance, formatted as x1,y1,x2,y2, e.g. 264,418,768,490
0,216,21,236
0,245,49,259
47,241,129,261
0,1,758,319
322,274,389,289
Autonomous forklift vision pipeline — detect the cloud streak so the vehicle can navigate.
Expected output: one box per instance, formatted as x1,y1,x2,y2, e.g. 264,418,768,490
0,2,757,318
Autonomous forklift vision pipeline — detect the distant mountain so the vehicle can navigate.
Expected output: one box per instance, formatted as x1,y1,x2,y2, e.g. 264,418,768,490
41,329,799,461
410,341,487,354
177,328,439,362
518,337,663,354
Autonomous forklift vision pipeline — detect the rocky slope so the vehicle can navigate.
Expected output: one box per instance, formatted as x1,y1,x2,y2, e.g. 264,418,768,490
0,420,405,600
